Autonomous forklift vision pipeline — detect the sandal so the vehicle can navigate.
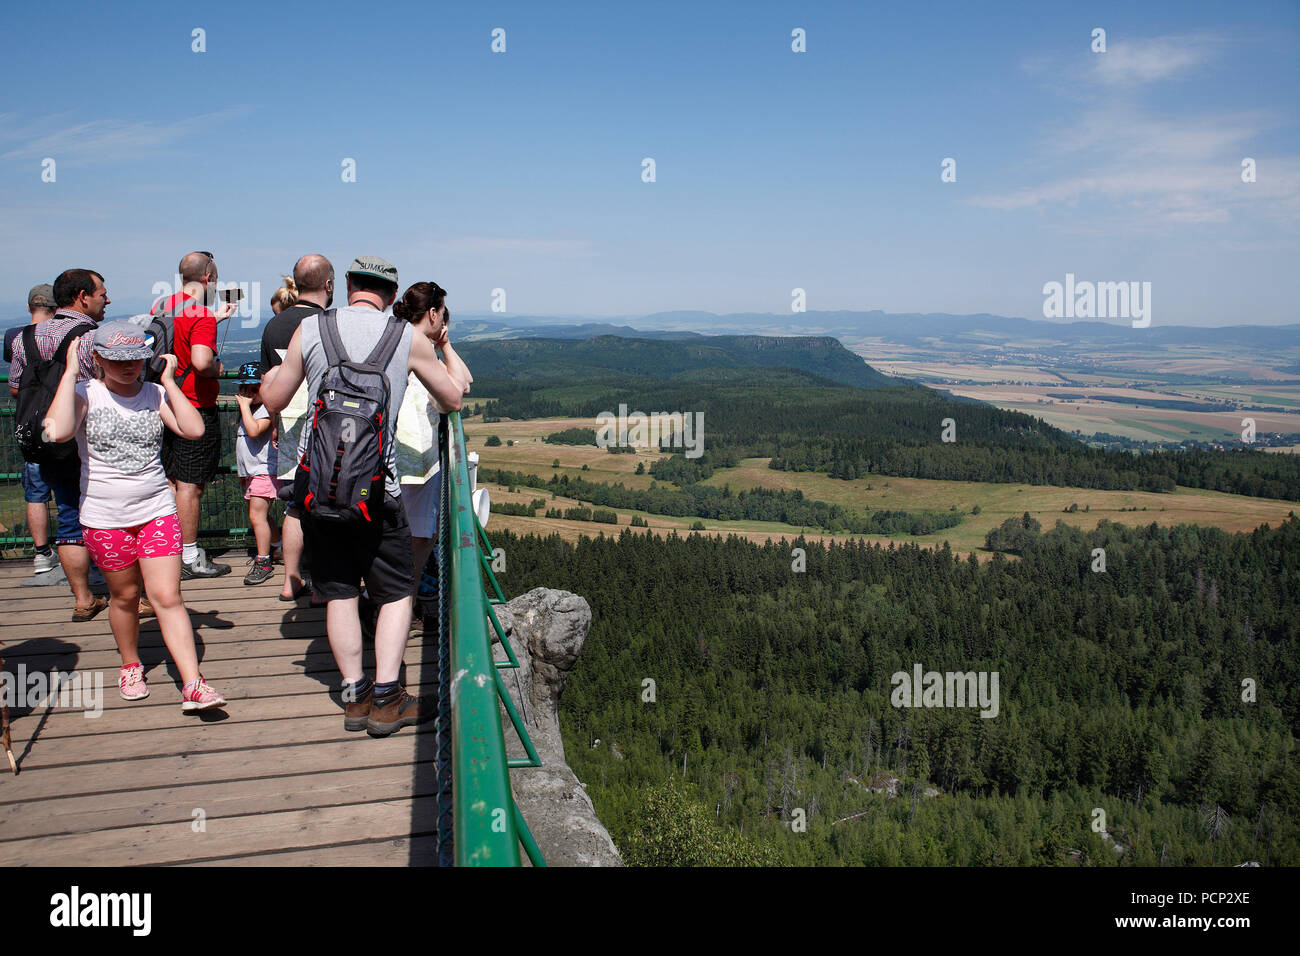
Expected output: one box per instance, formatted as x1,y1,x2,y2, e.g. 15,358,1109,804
278,578,313,602
72,596,109,622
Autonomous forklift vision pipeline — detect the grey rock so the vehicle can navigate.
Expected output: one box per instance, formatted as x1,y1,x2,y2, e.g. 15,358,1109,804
492,588,623,867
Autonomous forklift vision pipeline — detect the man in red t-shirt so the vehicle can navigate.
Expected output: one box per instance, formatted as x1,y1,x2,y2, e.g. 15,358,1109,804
156,252,236,578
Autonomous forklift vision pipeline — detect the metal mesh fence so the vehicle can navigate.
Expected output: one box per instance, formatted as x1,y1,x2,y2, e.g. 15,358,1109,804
0,386,280,555
435,413,454,866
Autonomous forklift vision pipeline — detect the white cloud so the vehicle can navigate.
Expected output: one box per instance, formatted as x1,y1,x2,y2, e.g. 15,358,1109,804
0,108,251,167
967,108,1298,226
1091,34,1222,86
971,34,1297,230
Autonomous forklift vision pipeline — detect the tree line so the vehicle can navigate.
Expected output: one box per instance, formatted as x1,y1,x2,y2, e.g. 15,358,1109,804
479,467,962,536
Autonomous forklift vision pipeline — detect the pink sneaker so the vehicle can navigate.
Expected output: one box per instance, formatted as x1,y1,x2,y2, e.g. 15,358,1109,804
181,677,227,712
119,662,149,701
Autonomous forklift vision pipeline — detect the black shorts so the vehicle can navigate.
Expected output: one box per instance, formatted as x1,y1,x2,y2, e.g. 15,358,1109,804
304,495,414,605
163,405,222,486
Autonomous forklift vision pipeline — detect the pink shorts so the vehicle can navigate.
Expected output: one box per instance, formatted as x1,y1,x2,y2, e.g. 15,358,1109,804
83,514,183,572
241,474,282,500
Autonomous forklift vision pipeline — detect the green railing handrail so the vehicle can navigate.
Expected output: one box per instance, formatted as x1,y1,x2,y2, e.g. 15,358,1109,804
443,410,545,866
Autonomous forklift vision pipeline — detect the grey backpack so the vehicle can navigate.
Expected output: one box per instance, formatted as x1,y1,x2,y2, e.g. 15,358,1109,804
141,295,196,385
292,309,405,523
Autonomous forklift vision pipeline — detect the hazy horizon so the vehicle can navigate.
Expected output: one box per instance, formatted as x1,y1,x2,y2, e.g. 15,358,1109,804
3,305,1297,337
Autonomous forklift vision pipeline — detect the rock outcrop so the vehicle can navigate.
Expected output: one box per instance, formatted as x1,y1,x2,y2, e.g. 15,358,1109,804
491,588,623,867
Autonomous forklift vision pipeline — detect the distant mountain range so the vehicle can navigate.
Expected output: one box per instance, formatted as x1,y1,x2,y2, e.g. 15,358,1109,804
625,310,1300,351
4,308,1294,370
413,310,1300,350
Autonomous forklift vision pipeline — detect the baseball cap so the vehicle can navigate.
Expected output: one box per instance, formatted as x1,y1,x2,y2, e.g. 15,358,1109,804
92,319,154,361
346,256,398,287
27,284,56,309
234,362,262,385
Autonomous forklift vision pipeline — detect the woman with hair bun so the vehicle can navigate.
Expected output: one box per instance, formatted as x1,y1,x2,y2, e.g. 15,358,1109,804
270,275,298,315
392,282,472,618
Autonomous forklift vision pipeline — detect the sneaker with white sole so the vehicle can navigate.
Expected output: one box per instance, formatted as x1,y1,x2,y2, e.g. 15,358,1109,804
181,547,232,580
32,550,58,575
119,662,149,701
181,677,227,712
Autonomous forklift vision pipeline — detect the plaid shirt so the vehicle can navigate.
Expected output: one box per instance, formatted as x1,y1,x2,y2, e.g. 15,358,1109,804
7,309,99,385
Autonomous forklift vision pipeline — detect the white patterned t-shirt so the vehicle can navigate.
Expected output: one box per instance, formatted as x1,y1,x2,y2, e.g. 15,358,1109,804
75,379,177,529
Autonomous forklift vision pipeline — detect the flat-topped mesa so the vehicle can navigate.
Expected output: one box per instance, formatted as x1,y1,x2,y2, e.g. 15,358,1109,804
491,587,623,867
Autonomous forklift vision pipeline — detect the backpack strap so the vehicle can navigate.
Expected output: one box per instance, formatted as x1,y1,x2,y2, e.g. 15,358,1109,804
361,316,406,370
19,325,38,378
318,308,345,367
150,294,193,321
366,318,406,485
52,322,95,366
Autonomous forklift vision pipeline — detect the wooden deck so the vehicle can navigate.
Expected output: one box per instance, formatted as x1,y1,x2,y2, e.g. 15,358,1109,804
0,555,447,865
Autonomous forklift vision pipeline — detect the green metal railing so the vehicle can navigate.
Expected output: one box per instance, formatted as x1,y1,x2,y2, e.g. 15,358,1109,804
437,411,545,866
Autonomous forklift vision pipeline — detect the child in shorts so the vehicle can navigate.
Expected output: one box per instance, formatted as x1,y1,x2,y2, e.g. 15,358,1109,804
234,363,281,586
44,320,227,711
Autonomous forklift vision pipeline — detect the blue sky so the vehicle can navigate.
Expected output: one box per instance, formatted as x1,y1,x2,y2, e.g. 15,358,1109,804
0,0,1296,327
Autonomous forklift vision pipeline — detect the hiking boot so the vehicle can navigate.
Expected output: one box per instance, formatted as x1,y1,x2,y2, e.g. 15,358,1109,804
32,550,58,575
181,547,232,580
72,595,108,622
343,682,374,733
181,676,227,712
366,687,434,737
243,556,274,586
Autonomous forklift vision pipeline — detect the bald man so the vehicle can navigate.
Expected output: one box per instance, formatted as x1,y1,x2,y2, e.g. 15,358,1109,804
154,252,236,578
260,254,334,600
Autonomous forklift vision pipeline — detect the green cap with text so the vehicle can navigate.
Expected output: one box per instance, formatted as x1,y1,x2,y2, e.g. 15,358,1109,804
346,256,398,287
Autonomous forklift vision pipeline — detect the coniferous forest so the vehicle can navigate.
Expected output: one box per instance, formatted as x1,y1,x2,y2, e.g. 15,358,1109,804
491,517,1300,866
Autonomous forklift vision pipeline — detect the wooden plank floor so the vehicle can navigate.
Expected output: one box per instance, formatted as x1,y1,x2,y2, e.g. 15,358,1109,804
0,555,445,866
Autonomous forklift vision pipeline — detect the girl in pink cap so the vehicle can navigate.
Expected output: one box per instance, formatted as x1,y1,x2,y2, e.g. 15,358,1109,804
44,319,228,712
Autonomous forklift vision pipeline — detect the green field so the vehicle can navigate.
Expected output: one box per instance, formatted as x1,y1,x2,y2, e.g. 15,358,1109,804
465,415,1296,554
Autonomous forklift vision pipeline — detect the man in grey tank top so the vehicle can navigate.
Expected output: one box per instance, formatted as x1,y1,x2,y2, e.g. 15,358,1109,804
261,256,465,737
